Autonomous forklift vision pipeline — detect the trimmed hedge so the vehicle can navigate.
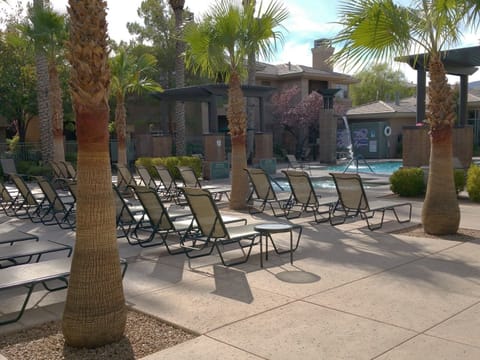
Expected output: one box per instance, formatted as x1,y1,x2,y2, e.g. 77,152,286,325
135,156,202,180
390,167,466,198
467,164,480,202
1,160,52,179
389,167,425,197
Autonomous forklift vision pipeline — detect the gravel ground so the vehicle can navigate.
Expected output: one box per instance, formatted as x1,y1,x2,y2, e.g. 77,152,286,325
393,224,480,241
0,309,197,360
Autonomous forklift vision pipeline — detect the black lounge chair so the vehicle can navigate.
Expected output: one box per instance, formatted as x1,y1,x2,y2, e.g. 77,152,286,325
0,181,18,216
9,174,45,221
153,164,183,203
136,165,164,192
36,177,76,229
329,172,412,230
60,161,77,180
128,186,193,253
0,240,72,269
286,154,311,174
48,160,68,181
176,165,230,201
0,257,127,325
115,163,137,197
0,230,38,245
282,170,337,223
180,187,259,266
244,167,292,217
113,185,145,242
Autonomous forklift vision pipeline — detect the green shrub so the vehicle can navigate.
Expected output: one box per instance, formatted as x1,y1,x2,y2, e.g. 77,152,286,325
466,164,480,202
17,160,36,174
16,160,51,177
454,169,466,194
28,165,51,177
135,156,202,180
390,167,425,197
65,152,77,163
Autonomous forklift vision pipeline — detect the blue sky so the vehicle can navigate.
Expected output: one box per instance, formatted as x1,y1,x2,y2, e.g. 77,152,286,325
4,0,480,83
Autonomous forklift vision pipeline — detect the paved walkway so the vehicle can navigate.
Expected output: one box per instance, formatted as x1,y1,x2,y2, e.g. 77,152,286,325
1,167,480,359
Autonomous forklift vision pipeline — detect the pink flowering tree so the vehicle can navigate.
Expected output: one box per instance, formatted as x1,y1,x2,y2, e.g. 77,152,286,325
271,86,323,157
271,85,352,158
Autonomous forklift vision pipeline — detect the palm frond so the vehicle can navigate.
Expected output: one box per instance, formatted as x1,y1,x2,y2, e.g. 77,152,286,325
332,0,472,72
184,0,288,81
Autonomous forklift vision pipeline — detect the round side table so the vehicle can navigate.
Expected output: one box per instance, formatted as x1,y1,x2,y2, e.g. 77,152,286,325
254,223,302,267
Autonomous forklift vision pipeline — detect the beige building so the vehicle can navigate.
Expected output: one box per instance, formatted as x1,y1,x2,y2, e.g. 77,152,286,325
254,39,357,158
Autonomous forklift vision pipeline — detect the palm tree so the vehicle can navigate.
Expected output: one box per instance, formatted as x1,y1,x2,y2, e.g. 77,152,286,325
25,2,68,163
28,0,53,163
169,0,186,156
184,0,288,209
333,0,479,235
243,0,257,163
62,0,126,347
110,47,163,166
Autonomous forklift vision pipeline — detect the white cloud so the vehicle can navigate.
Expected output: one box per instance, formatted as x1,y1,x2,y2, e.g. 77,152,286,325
271,40,313,66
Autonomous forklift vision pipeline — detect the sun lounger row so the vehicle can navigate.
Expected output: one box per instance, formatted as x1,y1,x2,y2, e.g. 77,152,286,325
0,228,75,325
245,168,412,230
115,164,231,205
0,175,76,230
114,180,304,268
114,185,266,266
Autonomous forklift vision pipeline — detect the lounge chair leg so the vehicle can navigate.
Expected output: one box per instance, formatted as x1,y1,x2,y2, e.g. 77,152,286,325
0,286,35,325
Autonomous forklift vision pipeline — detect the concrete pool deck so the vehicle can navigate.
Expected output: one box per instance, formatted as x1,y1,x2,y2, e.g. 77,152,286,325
1,165,480,359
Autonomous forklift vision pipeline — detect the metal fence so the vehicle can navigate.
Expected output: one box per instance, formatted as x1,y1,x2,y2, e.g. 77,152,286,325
0,142,42,162
0,140,136,164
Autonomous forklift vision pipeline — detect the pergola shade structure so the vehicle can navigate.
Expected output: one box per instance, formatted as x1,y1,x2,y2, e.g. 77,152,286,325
152,84,275,133
396,46,480,125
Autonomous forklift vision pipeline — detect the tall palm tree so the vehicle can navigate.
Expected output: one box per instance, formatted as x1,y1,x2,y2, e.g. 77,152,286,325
25,2,68,162
243,0,257,163
110,48,163,166
333,0,479,235
169,0,186,156
29,0,53,163
184,0,287,209
62,0,126,347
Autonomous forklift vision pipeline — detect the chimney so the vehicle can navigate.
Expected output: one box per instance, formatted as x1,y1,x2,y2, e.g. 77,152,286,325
311,38,334,71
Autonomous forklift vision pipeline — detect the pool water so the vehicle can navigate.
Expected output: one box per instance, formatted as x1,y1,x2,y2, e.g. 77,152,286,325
271,176,387,191
327,160,402,175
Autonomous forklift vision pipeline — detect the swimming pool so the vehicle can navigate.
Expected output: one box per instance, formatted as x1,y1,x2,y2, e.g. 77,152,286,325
271,176,388,191
327,160,402,175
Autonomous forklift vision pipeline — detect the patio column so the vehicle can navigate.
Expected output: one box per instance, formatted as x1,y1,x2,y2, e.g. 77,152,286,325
459,74,469,126
416,65,426,124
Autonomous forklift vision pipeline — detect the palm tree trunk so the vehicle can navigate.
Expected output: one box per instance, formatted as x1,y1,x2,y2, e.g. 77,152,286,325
421,54,460,235
63,0,126,348
173,5,186,156
49,61,65,162
227,72,249,209
244,0,256,162
35,49,53,163
115,95,127,166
